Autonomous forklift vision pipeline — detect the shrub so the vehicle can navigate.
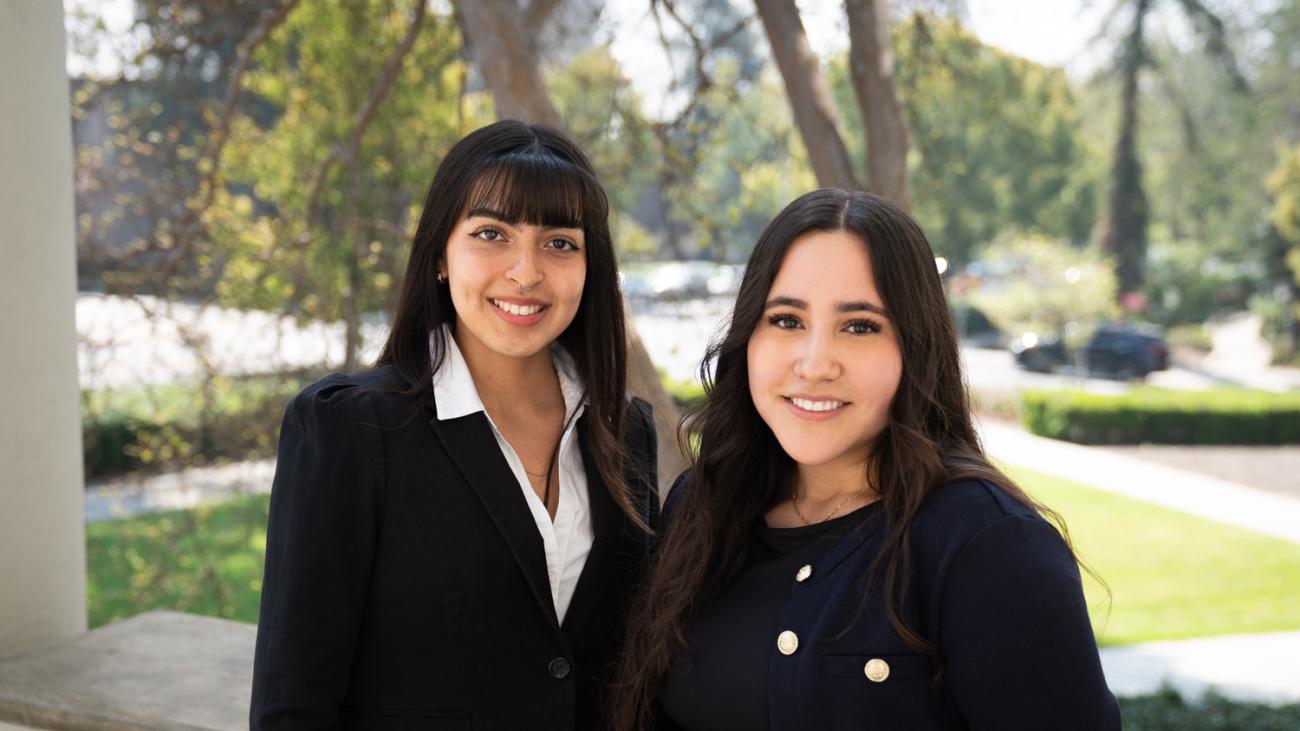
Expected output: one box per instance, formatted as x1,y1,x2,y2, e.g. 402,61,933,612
1019,387,1300,445
1119,686,1300,730
81,371,323,480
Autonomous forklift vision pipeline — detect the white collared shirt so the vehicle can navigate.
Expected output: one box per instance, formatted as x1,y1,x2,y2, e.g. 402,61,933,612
430,326,592,622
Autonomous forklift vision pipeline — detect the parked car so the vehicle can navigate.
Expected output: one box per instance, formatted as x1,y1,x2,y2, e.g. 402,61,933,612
1011,323,1170,379
1009,330,1069,373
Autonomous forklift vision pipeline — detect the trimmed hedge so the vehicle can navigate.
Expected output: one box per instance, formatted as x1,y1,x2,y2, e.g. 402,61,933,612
1118,686,1300,730
82,371,322,481
1019,387,1300,445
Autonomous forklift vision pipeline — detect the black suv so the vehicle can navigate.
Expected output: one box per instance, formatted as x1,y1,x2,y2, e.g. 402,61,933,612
1012,323,1169,379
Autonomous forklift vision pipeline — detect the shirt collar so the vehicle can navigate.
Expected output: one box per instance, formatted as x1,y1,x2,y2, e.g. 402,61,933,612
430,324,586,423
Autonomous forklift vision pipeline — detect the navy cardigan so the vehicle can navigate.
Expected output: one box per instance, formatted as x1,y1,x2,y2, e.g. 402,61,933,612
656,475,1120,730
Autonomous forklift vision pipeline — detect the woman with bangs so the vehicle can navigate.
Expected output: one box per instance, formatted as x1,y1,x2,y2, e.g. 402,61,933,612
251,120,658,730
612,189,1117,730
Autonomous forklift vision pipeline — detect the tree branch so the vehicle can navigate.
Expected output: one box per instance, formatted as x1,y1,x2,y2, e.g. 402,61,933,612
158,0,304,279
290,0,430,314
754,0,859,189
845,0,911,206
1173,0,1249,91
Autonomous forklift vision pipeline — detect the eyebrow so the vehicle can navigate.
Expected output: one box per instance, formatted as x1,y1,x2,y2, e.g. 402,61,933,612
465,207,581,230
764,295,889,317
466,207,516,224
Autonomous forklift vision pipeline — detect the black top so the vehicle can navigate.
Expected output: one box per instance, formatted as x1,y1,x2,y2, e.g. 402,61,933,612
659,503,880,730
249,368,659,731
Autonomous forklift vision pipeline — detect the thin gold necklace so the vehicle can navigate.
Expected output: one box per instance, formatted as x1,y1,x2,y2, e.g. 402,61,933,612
791,487,868,525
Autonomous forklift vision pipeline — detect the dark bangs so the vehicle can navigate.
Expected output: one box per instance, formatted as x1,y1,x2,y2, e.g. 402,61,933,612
462,151,603,229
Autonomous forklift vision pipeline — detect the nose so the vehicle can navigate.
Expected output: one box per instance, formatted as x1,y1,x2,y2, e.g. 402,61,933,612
792,329,841,382
506,243,543,291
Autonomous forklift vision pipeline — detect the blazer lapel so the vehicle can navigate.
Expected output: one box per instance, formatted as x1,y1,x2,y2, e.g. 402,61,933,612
423,393,560,630
560,414,620,641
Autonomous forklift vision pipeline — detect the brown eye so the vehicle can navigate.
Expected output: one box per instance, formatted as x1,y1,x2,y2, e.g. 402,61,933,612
845,319,883,335
471,227,505,242
546,237,580,252
768,314,801,330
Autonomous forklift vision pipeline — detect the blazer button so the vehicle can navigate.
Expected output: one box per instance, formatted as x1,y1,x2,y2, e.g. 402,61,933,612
864,658,890,683
777,630,799,655
794,564,813,582
548,657,571,679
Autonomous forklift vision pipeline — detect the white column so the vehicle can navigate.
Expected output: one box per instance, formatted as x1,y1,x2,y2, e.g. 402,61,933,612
0,1,88,655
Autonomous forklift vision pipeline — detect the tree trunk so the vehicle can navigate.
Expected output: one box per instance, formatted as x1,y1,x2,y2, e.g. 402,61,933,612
625,300,689,487
452,0,687,490
453,0,563,126
1098,0,1150,297
844,0,910,209
754,0,859,190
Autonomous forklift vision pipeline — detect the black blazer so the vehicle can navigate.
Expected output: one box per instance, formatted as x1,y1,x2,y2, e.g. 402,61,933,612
657,475,1119,730
251,366,658,731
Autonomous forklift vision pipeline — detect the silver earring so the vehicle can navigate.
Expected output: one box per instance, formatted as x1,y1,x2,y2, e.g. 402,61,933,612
437,271,447,284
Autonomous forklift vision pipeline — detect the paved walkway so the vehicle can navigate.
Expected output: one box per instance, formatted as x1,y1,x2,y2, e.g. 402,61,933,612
1100,443,1300,499
85,459,274,523
1099,630,1300,704
979,420,1300,546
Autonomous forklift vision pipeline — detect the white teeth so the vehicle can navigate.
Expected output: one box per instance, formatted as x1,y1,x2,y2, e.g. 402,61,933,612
492,299,544,316
791,397,845,412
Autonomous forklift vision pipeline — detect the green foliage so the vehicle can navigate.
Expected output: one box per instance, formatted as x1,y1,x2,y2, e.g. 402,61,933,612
86,494,270,627
1140,42,1270,262
660,373,706,408
552,42,810,263
828,14,1098,264
966,235,1119,343
1010,465,1300,645
82,372,317,479
1267,144,1300,287
1019,388,1300,445
212,2,487,323
1077,1,1297,331
1142,241,1255,326
1119,686,1300,730
549,45,660,232
655,63,815,261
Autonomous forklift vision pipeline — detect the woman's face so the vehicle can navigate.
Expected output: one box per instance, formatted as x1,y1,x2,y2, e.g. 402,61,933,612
442,206,587,363
746,228,903,471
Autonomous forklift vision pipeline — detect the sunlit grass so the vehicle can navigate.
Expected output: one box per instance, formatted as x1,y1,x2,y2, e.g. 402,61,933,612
85,494,269,628
1007,464,1300,645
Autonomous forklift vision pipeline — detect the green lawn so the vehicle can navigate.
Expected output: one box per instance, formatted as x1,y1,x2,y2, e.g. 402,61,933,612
86,493,269,628
86,467,1300,645
1006,464,1300,646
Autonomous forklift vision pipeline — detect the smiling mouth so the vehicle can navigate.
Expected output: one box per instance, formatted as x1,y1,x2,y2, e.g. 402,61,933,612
490,298,548,316
785,397,848,413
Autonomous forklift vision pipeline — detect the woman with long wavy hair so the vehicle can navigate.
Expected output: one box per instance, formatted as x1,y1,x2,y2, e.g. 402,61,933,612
613,189,1117,730
251,120,658,730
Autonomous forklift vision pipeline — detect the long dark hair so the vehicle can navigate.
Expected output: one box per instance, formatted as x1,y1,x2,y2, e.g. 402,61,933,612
377,120,641,528
612,189,1082,729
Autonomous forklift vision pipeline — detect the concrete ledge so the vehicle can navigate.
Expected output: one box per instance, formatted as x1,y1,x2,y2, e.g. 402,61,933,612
0,612,253,731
